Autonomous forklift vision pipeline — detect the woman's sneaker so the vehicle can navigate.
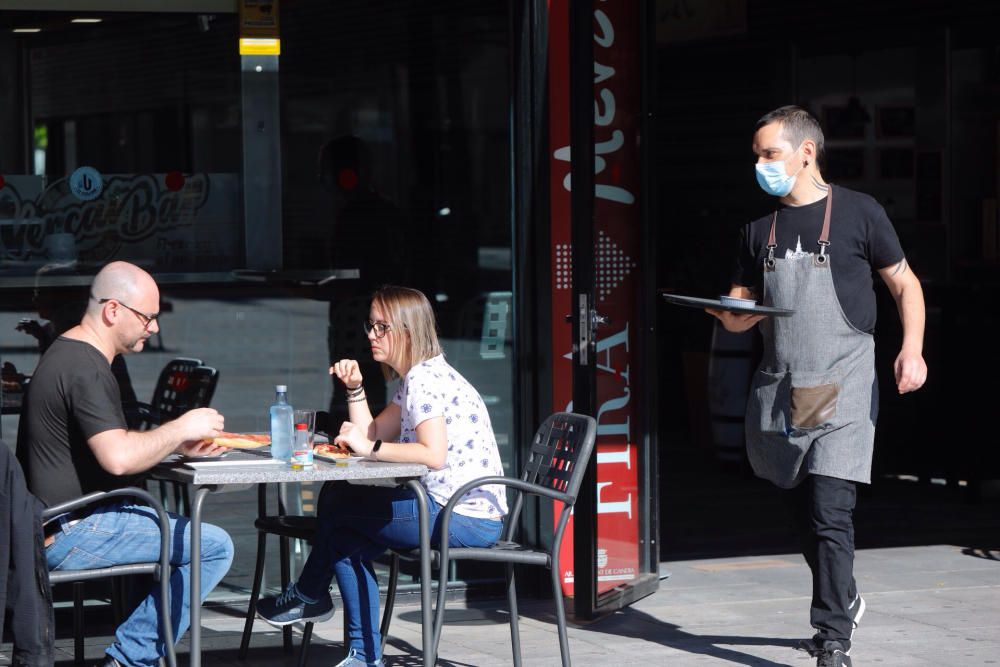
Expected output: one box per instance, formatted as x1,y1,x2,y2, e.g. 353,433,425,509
333,648,384,667
256,584,335,626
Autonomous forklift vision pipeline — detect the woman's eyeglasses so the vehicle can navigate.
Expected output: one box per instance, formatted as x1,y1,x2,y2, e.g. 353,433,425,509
363,320,392,339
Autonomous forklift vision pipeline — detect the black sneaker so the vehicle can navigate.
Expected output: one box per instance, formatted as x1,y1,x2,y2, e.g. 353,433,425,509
816,648,852,667
256,584,335,627
799,593,866,656
798,638,823,657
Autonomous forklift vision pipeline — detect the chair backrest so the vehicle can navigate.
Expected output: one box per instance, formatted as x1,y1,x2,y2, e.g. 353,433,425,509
520,412,597,502
186,365,220,411
501,412,596,542
145,358,217,426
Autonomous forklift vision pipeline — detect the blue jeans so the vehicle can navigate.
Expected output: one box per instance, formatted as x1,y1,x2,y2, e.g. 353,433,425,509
44,500,235,667
297,483,503,663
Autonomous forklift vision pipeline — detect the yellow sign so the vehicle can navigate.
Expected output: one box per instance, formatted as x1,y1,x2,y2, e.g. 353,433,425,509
239,38,281,56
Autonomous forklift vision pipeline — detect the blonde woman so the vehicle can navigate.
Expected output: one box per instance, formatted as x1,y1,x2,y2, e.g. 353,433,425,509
257,286,508,667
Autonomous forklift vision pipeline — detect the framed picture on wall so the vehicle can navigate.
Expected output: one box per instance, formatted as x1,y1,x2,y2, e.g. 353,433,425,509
876,106,915,138
823,103,867,139
825,148,865,181
879,148,914,179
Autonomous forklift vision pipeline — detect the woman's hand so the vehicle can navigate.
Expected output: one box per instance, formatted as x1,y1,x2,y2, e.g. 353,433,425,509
330,359,364,389
333,421,375,456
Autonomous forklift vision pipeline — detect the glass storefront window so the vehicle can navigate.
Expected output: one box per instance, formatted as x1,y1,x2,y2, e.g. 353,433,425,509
278,1,514,469
1,2,513,600
0,11,243,277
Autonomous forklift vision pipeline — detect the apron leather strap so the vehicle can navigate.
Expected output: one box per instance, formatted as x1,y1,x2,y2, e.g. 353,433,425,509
819,184,833,244
765,184,834,268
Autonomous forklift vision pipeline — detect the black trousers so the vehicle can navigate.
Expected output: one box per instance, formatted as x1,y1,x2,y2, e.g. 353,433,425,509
789,474,858,650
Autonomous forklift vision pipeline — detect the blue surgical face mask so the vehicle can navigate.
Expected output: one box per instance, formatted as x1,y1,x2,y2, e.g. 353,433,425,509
754,147,804,197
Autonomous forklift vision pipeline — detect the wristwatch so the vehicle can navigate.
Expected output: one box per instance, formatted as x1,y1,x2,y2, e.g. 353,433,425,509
372,439,383,456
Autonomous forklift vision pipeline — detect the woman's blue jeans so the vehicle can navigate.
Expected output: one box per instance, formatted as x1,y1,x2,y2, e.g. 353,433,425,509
44,500,235,667
297,483,503,663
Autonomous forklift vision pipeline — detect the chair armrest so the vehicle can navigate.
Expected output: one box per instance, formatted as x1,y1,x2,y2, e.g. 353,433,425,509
41,486,175,655
434,476,571,575
43,486,167,522
439,475,571,521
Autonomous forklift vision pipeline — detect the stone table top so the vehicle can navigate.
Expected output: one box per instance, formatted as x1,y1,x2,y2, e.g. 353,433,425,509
151,456,428,486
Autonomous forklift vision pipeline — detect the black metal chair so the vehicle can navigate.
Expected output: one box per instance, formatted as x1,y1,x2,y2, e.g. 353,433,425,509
123,357,204,431
130,357,211,431
426,411,597,667
44,487,175,667
132,359,219,514
239,411,596,667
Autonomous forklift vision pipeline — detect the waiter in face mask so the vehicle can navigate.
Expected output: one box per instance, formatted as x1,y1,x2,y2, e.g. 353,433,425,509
706,105,927,667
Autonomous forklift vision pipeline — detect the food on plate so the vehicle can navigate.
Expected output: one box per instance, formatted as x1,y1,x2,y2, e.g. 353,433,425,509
209,432,271,449
313,442,354,459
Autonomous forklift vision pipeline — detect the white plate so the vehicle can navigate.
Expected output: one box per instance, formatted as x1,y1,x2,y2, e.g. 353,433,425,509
313,452,366,464
182,457,286,469
179,449,282,467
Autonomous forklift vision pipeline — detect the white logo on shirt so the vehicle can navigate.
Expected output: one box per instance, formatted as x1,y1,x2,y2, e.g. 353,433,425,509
785,236,813,261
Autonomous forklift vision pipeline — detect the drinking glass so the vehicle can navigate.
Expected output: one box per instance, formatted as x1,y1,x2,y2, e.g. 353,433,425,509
293,409,315,436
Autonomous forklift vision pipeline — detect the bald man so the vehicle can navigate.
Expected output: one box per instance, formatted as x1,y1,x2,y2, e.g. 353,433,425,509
16,261,235,667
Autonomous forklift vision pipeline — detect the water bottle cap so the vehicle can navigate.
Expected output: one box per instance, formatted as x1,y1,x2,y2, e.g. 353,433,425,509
295,423,307,430
275,384,287,392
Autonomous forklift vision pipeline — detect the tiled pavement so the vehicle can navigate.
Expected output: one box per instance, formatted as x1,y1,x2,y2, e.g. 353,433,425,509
23,541,1000,666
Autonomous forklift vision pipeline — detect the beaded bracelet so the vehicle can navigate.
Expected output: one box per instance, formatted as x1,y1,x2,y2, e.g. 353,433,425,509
346,396,367,404
345,385,365,399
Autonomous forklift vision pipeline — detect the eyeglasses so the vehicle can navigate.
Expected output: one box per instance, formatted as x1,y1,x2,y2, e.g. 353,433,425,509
92,295,159,330
363,319,392,339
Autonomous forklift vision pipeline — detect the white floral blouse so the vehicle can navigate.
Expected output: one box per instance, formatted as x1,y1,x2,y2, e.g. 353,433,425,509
393,355,508,519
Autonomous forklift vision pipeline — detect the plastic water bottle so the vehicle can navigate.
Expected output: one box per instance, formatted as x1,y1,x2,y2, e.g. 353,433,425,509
290,422,314,470
269,385,293,461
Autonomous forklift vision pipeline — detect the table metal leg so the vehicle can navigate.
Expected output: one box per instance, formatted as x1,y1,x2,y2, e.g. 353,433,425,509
404,480,433,666
189,485,213,667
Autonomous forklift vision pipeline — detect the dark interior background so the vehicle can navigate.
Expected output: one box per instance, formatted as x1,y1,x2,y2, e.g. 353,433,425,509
652,0,1000,559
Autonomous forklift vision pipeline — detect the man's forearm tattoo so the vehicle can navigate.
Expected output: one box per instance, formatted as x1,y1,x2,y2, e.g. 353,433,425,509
890,258,908,277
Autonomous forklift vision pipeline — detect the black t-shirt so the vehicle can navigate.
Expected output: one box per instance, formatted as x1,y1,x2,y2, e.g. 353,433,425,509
732,185,904,333
16,337,132,507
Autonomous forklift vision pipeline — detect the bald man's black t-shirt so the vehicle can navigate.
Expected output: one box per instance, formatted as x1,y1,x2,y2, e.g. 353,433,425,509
732,185,905,333
16,337,134,507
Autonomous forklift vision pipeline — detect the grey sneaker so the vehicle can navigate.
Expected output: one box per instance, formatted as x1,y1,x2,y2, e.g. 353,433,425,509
256,584,335,627
333,648,384,667
817,648,852,667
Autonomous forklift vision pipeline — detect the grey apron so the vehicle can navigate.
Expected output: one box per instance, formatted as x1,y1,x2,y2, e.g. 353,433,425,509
746,185,877,488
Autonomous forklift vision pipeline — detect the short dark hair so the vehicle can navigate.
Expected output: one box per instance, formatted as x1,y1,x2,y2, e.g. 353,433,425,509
755,105,825,164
